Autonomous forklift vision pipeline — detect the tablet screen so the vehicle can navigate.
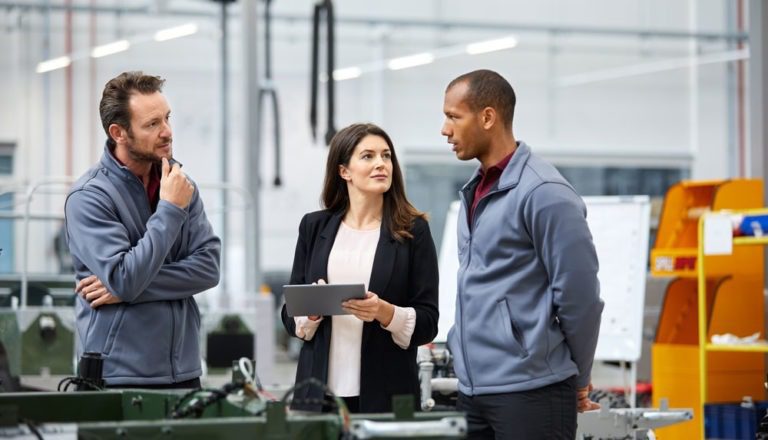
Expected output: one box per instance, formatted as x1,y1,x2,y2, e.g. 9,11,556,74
282,283,366,317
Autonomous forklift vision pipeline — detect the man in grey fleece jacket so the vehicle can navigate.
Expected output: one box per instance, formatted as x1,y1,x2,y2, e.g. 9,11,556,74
65,72,220,388
442,70,604,439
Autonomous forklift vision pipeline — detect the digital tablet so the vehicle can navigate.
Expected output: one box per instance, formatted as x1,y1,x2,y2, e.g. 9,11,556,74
282,283,367,317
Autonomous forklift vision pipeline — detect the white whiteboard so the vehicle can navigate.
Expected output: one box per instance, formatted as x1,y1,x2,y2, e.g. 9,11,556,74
436,201,461,344
436,196,650,363
585,196,650,362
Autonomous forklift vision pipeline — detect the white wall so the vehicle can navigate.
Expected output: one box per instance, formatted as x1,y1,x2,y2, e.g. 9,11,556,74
0,0,747,288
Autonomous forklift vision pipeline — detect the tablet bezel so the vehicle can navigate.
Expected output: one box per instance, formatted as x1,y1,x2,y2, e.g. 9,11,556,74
282,283,366,317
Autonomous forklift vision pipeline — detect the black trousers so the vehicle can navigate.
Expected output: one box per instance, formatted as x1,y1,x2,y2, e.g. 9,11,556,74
322,395,360,413
106,377,201,390
457,376,577,440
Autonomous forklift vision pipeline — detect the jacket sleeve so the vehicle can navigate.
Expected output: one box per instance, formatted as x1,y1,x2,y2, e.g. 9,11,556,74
406,219,440,347
281,214,310,338
64,188,187,303
129,188,221,303
524,182,603,389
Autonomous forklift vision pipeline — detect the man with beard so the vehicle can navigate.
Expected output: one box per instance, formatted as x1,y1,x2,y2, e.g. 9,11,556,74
64,72,220,388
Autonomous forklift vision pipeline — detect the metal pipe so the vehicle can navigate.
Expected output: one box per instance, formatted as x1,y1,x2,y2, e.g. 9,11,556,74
687,0,699,174
725,1,738,178
243,0,260,296
749,1,768,186
42,0,51,180
0,213,64,220
90,0,98,164
64,0,72,178
736,0,746,177
0,1,750,42
219,0,229,303
20,177,74,309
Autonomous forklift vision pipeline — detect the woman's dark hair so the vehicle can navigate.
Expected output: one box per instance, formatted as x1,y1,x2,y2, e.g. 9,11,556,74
321,123,426,241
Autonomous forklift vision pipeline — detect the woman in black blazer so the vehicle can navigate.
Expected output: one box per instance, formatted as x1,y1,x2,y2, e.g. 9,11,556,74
281,123,439,413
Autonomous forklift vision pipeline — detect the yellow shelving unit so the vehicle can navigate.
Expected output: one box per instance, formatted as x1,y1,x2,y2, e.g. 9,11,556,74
651,179,765,439
697,208,768,436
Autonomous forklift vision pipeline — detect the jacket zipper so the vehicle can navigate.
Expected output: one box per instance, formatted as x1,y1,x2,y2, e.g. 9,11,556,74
170,302,176,382
131,172,177,381
460,184,509,394
458,190,474,393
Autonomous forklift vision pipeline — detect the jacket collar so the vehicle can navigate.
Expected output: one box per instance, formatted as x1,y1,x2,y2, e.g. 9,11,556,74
461,141,531,193
100,143,181,183
498,141,530,190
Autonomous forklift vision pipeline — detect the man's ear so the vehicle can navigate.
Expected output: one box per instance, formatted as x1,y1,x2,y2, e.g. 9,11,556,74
108,124,127,144
338,164,351,181
481,107,496,130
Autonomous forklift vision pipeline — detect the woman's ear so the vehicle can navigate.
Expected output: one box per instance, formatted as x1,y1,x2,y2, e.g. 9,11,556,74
338,164,351,181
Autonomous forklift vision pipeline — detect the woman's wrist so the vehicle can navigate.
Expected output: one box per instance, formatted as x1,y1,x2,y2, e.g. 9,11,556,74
376,300,395,327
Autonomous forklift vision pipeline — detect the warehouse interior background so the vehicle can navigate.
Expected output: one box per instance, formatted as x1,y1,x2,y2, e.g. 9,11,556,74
1,0,768,438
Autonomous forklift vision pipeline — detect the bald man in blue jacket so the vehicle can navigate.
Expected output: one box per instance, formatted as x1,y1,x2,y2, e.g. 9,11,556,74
442,69,604,439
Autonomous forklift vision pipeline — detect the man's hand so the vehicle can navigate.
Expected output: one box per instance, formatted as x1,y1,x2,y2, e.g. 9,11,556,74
160,157,194,209
577,383,601,412
76,275,122,308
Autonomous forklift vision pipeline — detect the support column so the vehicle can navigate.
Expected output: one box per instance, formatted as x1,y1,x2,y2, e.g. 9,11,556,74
242,0,261,295
749,0,767,191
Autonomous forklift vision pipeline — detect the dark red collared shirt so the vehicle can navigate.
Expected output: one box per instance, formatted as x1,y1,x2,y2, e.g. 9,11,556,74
145,167,161,212
469,151,514,224
109,149,162,212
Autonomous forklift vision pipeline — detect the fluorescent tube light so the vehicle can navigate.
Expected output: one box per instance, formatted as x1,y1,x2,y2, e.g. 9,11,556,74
91,40,130,58
387,53,435,70
36,56,71,73
154,23,198,42
466,36,518,55
333,67,362,81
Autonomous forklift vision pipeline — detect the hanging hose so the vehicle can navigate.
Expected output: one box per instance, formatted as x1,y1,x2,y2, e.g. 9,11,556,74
256,0,283,186
309,0,336,146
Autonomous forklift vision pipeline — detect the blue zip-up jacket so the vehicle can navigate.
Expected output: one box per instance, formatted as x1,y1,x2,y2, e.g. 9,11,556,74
64,146,221,386
447,141,603,396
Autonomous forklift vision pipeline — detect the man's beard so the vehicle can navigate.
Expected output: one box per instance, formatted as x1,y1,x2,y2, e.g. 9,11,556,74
125,130,171,165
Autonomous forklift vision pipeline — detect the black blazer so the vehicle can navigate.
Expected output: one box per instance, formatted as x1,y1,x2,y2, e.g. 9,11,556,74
281,209,439,413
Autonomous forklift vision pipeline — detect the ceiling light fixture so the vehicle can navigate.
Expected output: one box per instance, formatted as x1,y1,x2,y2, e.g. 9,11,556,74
387,52,435,70
91,40,130,58
35,56,72,73
154,23,198,42
333,66,362,81
466,36,518,55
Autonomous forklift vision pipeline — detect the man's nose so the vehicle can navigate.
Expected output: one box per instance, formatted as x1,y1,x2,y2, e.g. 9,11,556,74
441,122,451,137
161,121,172,138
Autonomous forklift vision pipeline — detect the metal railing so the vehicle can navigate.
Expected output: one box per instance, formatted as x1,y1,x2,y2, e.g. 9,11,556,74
0,177,256,309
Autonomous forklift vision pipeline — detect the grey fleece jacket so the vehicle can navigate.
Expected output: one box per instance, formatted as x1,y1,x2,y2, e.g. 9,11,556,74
447,141,603,396
64,146,220,385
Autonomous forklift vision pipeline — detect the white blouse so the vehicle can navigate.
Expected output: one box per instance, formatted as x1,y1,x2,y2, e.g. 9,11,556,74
293,222,416,397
